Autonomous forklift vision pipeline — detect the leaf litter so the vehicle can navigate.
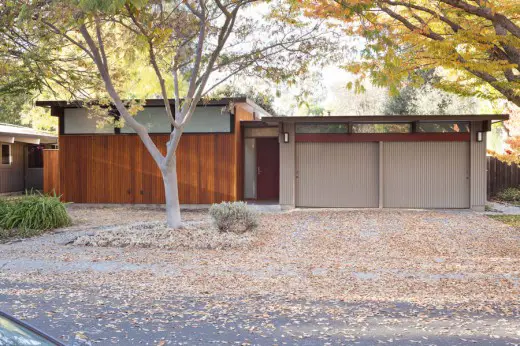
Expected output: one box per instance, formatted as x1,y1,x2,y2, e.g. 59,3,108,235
0,207,519,344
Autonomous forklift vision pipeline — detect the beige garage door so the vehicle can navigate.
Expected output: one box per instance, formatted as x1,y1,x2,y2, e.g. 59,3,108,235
296,142,379,207
383,142,470,208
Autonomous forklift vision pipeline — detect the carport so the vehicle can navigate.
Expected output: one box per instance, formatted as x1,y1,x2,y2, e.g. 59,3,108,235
262,115,508,211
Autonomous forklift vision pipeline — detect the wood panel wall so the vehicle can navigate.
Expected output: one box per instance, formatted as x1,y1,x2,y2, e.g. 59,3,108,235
0,142,25,193
43,149,60,196
58,134,238,204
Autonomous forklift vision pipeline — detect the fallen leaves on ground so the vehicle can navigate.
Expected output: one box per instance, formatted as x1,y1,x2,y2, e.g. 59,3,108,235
0,207,519,344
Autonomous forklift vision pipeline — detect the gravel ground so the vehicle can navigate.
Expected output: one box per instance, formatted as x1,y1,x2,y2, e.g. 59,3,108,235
0,206,519,345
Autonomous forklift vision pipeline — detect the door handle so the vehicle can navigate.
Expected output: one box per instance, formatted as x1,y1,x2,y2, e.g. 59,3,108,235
257,167,262,175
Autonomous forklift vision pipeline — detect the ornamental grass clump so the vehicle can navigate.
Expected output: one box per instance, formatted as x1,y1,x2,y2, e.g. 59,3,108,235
209,201,258,234
0,194,71,238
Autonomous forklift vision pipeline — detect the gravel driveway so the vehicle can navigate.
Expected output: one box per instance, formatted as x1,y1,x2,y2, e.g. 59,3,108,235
0,207,519,345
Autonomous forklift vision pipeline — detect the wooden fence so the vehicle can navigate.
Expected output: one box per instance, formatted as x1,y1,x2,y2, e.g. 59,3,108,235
487,156,520,198
43,149,60,196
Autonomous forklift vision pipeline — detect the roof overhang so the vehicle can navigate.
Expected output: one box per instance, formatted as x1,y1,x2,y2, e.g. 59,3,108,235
0,124,57,144
263,114,509,124
0,133,57,144
35,97,274,117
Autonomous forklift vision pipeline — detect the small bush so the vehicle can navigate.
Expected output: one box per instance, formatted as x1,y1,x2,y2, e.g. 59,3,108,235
0,199,9,217
496,187,520,203
209,201,258,234
0,194,71,238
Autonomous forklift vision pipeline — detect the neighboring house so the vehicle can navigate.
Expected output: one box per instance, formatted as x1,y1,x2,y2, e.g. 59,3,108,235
0,123,57,193
36,99,506,211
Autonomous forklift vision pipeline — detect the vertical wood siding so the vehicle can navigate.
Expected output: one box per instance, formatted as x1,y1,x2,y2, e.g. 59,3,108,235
295,142,379,207
58,134,237,204
279,123,295,206
43,149,60,195
383,142,470,208
0,142,25,193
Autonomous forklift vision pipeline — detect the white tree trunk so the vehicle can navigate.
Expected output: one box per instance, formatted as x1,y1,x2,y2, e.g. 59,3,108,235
162,156,182,229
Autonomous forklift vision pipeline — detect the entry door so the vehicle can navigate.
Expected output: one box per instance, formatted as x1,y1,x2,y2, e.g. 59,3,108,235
25,144,44,191
296,142,379,207
256,138,279,200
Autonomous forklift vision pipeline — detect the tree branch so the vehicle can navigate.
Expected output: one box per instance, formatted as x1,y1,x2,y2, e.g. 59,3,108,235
78,23,165,165
125,3,179,129
440,0,520,39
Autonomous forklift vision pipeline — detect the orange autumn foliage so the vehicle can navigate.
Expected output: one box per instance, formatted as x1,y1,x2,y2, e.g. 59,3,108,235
297,0,520,106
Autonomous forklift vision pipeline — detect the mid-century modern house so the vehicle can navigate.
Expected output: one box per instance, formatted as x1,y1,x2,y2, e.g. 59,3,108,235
0,123,57,193
36,98,508,211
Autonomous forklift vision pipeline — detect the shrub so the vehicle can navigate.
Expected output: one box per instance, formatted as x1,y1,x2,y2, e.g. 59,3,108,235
0,194,71,238
496,187,520,203
0,199,9,218
209,201,258,234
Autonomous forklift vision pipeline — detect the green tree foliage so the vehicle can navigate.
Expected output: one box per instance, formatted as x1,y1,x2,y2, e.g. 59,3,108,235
383,70,479,115
0,94,28,125
211,84,278,116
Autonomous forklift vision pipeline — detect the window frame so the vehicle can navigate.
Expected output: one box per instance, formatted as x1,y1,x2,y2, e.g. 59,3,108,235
1,143,12,166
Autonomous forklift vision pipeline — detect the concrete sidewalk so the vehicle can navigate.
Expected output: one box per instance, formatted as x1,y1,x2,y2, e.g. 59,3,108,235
485,201,520,215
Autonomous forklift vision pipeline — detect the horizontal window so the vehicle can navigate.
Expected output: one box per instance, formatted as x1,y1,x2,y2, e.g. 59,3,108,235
121,107,171,134
295,123,348,134
1,144,11,165
63,106,233,134
416,121,470,133
184,106,231,133
351,123,411,134
64,108,114,134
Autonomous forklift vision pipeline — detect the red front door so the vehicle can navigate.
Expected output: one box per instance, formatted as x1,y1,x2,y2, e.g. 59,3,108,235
256,137,279,200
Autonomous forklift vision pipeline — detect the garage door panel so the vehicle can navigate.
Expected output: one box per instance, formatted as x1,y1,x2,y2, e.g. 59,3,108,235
383,142,469,208
296,142,378,207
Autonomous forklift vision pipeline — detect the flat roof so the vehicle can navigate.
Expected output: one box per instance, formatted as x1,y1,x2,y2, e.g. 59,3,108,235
35,97,273,118
0,123,57,144
263,114,509,123
0,123,57,139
